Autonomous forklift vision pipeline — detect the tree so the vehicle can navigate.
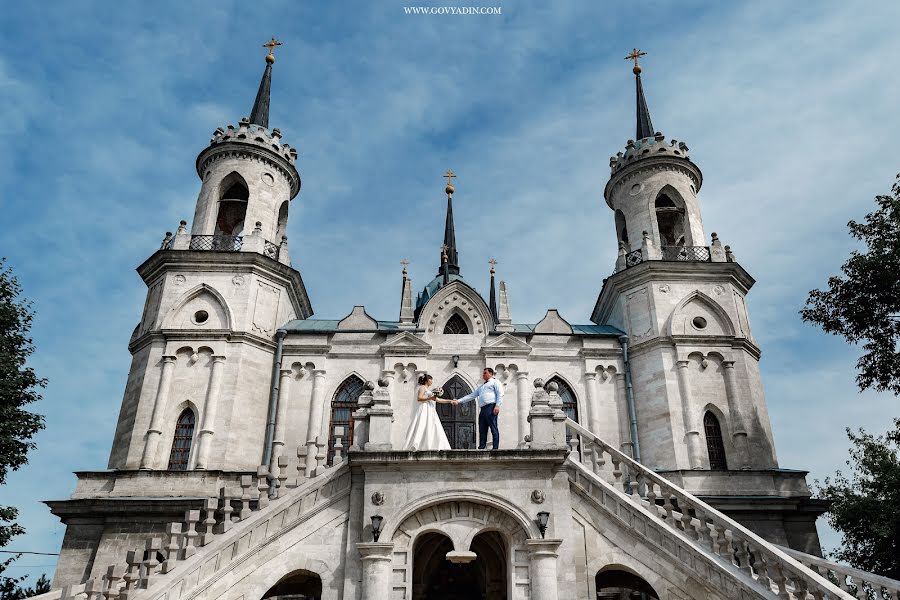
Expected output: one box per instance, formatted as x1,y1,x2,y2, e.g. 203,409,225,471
0,570,50,600
814,418,900,579
0,259,47,591
800,174,900,394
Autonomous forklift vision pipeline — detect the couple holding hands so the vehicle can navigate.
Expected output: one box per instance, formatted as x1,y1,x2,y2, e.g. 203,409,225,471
402,368,503,451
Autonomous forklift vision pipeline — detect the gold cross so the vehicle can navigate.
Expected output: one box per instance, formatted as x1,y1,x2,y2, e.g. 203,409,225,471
489,258,497,274
400,259,409,275
625,48,646,69
441,244,449,261
444,169,456,187
263,36,283,58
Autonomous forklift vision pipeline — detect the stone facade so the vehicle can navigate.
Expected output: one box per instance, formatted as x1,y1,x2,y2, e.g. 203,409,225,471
41,56,862,600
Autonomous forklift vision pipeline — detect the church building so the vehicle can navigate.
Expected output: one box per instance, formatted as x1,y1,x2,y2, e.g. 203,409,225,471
38,41,893,600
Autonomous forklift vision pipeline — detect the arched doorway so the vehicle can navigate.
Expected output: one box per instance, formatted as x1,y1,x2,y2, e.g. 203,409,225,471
412,531,508,600
260,569,322,600
437,375,476,449
595,568,659,599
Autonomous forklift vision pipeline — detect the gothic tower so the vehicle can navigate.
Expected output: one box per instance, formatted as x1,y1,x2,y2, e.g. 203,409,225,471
591,51,823,549
107,40,312,474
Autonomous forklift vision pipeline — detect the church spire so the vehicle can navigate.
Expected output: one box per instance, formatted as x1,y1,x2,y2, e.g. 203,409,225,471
438,169,460,277
249,37,282,129
626,48,654,140
488,259,499,323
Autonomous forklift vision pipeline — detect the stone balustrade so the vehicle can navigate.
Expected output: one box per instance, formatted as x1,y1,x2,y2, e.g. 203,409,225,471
613,231,733,274
160,220,290,266
565,419,853,600
777,546,900,600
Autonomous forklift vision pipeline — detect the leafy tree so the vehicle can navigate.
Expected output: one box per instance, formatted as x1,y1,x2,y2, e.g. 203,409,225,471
801,175,900,393
0,259,47,591
814,418,900,579
0,567,50,600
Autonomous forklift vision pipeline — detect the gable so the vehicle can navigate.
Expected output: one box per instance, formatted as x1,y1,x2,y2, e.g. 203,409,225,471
337,306,378,330
380,331,433,356
533,309,573,335
482,332,533,357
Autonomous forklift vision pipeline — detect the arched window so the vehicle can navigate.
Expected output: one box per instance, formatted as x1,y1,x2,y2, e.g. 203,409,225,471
546,377,578,423
167,409,195,471
327,376,366,463
704,411,728,470
654,190,686,248
443,313,469,335
275,201,289,241
615,209,629,247
595,569,660,599
261,570,322,600
215,172,249,236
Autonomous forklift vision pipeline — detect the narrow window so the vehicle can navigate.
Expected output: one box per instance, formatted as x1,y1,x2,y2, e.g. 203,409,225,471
443,313,469,335
327,376,366,463
215,172,249,236
546,377,578,423
655,191,686,247
168,409,195,471
704,411,728,469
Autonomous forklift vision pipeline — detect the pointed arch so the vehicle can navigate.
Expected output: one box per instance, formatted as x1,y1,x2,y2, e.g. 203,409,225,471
167,408,196,471
614,209,629,247
216,172,249,236
162,283,233,330
704,410,728,470
418,279,493,336
439,374,476,449
654,184,686,248
275,200,289,241
327,375,366,463
546,375,578,423
668,290,736,337
443,312,470,334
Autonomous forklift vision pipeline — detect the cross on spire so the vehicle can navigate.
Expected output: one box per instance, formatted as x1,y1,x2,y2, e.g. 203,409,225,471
625,48,647,73
263,37,283,63
401,259,409,276
438,170,460,277
489,258,497,274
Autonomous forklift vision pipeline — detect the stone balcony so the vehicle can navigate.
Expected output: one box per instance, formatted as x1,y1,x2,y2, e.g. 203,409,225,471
159,220,290,267
614,231,735,274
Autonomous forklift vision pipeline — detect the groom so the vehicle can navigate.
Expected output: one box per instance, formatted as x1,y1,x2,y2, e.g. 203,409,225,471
452,367,503,449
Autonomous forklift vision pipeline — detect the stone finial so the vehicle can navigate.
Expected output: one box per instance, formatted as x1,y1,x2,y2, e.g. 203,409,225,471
496,280,513,331
399,269,415,327
533,378,545,389
365,380,376,391
377,378,389,388
710,232,726,262
724,245,735,262
160,232,173,250
176,220,188,235
546,381,559,393
253,221,263,235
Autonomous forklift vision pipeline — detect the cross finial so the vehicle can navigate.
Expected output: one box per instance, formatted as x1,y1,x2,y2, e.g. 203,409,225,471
444,169,456,196
489,258,497,274
400,259,409,275
263,37,283,64
441,244,449,261
625,48,647,74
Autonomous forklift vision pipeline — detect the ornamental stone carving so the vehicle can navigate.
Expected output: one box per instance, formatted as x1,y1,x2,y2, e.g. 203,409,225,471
531,489,545,504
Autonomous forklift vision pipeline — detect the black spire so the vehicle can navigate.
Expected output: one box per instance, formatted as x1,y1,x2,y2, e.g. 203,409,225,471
250,37,282,129
626,48,654,140
438,170,460,277
488,260,499,323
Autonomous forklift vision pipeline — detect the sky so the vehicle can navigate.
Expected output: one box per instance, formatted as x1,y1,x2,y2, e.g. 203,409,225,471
1,0,899,583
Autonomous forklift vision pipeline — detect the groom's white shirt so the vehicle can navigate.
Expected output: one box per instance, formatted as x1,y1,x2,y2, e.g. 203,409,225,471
457,377,503,408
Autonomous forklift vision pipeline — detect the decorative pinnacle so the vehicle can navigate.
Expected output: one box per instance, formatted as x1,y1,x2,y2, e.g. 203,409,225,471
263,36,283,64
401,259,409,276
441,244,449,262
444,169,456,196
489,258,497,275
625,48,647,74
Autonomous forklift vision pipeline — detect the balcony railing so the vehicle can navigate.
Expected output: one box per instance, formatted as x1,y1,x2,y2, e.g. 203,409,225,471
189,235,243,252
263,240,280,260
660,245,711,262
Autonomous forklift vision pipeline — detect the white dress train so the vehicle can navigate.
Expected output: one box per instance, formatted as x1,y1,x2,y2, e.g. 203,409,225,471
403,386,451,451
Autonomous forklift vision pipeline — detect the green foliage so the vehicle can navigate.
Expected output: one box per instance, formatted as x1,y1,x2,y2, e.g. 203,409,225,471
0,258,47,590
814,418,900,579
0,562,51,600
801,175,900,394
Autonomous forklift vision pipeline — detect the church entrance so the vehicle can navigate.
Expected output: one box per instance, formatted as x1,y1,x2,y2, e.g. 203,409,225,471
412,531,508,600
437,376,476,449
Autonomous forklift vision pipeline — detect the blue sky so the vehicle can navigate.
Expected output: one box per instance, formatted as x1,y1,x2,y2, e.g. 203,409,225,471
1,0,898,582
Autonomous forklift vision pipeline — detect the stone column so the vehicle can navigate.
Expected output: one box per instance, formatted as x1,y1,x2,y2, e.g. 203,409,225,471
270,368,292,473
675,360,703,469
614,372,632,455
194,355,226,470
526,539,562,600
516,371,530,445
583,372,600,436
357,543,394,600
140,355,177,469
722,361,751,469
304,369,327,477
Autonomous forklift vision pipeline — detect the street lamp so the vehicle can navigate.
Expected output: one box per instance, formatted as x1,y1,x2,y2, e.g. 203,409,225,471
370,515,384,542
536,511,550,538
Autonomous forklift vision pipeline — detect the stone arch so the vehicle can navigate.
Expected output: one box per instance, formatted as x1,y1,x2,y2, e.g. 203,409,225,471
260,568,323,600
166,407,197,471
162,284,233,331
586,551,666,600
216,172,249,236
418,280,493,336
229,556,331,600
615,209,629,248
545,374,579,424
668,290,735,337
275,200,289,242
326,374,366,462
652,184,688,248
596,565,661,599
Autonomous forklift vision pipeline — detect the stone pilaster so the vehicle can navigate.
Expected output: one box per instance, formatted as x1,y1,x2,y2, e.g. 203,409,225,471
140,355,176,469
516,371,530,446
723,361,751,469
304,369,327,477
194,355,226,470
675,360,703,469
357,543,394,600
583,372,599,436
526,539,563,600
270,368,292,472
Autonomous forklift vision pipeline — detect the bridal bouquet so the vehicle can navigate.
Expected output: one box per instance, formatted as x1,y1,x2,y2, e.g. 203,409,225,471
431,387,444,398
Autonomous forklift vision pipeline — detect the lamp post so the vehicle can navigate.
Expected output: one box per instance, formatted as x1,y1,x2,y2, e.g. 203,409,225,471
371,514,384,542
536,511,550,538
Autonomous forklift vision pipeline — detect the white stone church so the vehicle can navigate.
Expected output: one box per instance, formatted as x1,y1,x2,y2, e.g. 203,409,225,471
37,44,900,600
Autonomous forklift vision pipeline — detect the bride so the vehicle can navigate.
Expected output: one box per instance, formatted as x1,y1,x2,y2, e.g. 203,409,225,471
403,373,453,451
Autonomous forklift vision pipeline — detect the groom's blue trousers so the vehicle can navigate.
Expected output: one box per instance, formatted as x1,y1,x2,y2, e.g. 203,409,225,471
478,404,500,450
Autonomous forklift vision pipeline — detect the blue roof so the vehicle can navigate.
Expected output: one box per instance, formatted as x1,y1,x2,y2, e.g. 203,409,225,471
512,323,624,336
415,273,466,310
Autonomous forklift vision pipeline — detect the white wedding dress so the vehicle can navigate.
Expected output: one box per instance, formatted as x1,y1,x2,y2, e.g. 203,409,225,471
403,386,452,451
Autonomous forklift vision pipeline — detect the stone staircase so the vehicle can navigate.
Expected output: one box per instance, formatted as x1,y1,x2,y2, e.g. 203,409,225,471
34,420,900,600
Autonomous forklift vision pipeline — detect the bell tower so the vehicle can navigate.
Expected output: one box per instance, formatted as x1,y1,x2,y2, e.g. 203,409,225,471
593,50,778,475
107,39,312,474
